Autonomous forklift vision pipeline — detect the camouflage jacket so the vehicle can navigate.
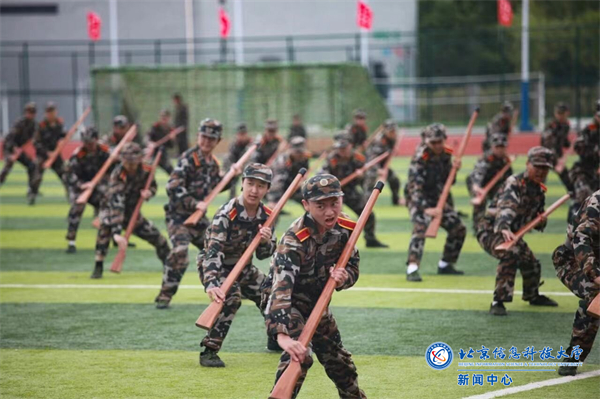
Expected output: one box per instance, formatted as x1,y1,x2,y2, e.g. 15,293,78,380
252,135,282,164
64,144,112,191
321,150,366,190
225,137,252,168
406,145,455,211
165,146,222,219
105,162,157,236
265,212,360,338
541,119,570,159
174,104,188,130
288,124,307,140
146,122,173,148
563,190,600,281
485,113,511,137
4,117,37,151
348,124,367,149
487,172,547,234
468,152,512,194
573,121,599,167
101,129,144,150
267,152,310,202
34,117,65,156
199,196,276,290
366,133,395,166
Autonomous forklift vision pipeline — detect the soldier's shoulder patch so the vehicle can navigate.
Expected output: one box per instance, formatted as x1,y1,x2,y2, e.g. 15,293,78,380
588,123,598,131
487,155,494,162
212,154,220,166
295,227,310,242
192,151,201,167
263,204,273,216
228,208,238,221
330,157,338,167
153,122,160,128
285,158,292,168
444,146,454,154
39,121,47,129
354,152,366,162
421,151,429,161
98,144,110,153
539,183,547,192
142,163,152,172
337,216,356,231
119,170,127,181
76,147,87,158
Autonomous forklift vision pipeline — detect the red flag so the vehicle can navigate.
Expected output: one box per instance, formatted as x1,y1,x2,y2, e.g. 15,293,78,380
357,0,373,31
219,7,230,38
497,0,513,27
87,11,102,41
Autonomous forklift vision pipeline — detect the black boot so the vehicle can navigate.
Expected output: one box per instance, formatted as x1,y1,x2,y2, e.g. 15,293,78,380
529,295,558,307
438,264,464,275
91,261,103,279
200,349,225,367
66,244,76,254
557,358,578,376
489,301,507,316
365,238,389,248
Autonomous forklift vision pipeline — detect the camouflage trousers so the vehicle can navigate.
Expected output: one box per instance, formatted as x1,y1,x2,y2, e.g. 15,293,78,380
553,244,600,363
568,166,599,223
155,214,208,302
65,185,106,241
198,261,266,351
476,220,541,302
407,206,466,266
31,153,68,195
153,147,173,175
0,151,40,197
272,307,367,399
554,166,573,193
95,213,170,262
364,168,400,204
343,187,376,241
465,175,499,230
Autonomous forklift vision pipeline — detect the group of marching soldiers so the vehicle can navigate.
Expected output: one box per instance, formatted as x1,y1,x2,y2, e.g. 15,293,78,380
1,96,599,396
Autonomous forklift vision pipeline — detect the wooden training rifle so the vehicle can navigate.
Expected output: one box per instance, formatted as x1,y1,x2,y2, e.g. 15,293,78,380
43,106,91,169
268,180,385,399
194,167,307,330
380,130,405,181
362,124,384,149
471,156,516,206
339,151,389,187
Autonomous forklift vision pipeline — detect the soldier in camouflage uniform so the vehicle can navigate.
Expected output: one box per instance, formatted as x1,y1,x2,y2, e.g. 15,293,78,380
553,189,600,376
466,133,513,229
482,101,513,152
155,118,236,308
145,109,175,175
348,109,368,152
321,134,387,248
172,93,189,155
92,142,170,279
288,114,307,140
263,174,367,399
568,101,600,223
102,115,143,149
197,163,276,367
477,146,559,315
224,123,252,199
0,102,41,204
64,127,112,254
252,119,283,165
267,136,310,207
31,102,68,195
404,123,466,282
541,102,573,192
364,119,401,205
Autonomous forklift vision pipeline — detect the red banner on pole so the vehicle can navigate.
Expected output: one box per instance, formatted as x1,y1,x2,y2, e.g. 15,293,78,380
87,11,102,41
498,0,513,27
219,7,230,38
357,0,373,31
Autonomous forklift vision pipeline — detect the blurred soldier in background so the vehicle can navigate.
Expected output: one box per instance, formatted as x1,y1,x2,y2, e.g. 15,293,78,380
173,93,189,155
482,101,514,152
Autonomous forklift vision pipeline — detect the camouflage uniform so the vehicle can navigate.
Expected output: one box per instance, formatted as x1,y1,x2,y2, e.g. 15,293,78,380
264,175,366,399
482,102,513,152
363,121,400,205
146,120,174,174
553,190,600,368
32,109,68,193
173,99,189,154
64,129,112,242
541,109,572,192
569,116,600,222
288,122,307,140
223,123,252,199
476,147,555,305
101,115,144,149
0,103,40,199
267,137,310,206
466,134,512,228
252,120,282,165
198,187,276,351
405,125,466,268
95,144,169,264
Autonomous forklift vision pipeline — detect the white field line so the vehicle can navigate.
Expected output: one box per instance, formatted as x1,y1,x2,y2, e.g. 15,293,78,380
0,284,572,296
461,369,600,399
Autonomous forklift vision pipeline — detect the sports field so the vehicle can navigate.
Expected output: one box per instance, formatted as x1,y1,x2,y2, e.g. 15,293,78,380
0,155,598,399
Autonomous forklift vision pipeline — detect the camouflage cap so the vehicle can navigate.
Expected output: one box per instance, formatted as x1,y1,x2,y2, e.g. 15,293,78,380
302,174,344,201
198,118,222,139
160,109,171,117
527,146,554,168
113,115,129,127
45,102,57,112
423,123,447,143
242,162,272,184
265,119,278,131
289,136,306,152
333,132,351,149
501,101,514,113
24,102,37,113
353,109,367,119
120,142,143,162
554,102,569,114
384,119,397,131
81,127,99,143
237,122,248,133
490,132,508,147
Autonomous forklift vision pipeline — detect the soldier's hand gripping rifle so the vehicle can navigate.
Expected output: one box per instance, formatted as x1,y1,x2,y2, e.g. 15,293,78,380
183,144,258,227
495,194,570,251
144,126,185,159
379,130,405,181
76,125,137,204
10,140,33,163
339,151,389,187
44,106,91,169
268,180,385,399
110,152,162,273
425,108,479,238
194,167,307,330
471,156,516,206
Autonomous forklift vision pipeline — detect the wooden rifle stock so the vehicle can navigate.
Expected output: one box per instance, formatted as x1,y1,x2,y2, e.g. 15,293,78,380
76,125,137,204
495,194,570,251
425,108,479,238
10,140,32,162
269,180,385,399
587,294,600,319
110,152,162,273
340,151,389,187
151,126,185,149
266,140,288,167
471,156,515,206
44,106,91,169
195,167,308,330
363,124,384,149
183,144,258,227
